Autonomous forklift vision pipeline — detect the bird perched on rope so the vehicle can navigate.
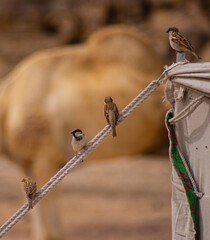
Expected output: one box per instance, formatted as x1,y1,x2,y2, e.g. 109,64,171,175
22,177,37,210
71,129,87,156
104,96,119,137
166,27,201,59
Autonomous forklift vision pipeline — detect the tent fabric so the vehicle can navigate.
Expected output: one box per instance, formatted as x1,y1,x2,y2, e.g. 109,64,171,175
165,110,197,238
165,62,210,240
166,62,210,95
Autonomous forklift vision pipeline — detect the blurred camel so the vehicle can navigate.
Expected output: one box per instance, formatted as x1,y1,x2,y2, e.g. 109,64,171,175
0,25,166,240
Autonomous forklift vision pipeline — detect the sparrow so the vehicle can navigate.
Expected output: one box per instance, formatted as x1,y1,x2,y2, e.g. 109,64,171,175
104,96,119,137
166,27,201,59
22,177,37,210
71,129,87,156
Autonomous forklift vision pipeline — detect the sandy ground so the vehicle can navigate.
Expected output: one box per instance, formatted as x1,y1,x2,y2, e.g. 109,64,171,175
0,154,172,240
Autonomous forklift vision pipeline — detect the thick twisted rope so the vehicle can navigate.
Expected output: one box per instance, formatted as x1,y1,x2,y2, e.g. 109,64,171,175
0,62,186,238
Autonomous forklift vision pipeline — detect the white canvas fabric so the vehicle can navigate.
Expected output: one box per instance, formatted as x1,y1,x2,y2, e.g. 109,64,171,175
165,62,210,240
171,168,195,240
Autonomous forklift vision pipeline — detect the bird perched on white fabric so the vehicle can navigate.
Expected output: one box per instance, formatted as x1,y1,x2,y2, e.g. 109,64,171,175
71,129,87,156
22,177,37,210
166,27,201,59
104,96,119,137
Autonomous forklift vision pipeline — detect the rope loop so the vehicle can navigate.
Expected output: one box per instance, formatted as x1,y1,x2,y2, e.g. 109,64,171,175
169,95,206,124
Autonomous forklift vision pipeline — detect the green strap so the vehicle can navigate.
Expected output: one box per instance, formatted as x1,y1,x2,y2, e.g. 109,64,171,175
165,110,197,232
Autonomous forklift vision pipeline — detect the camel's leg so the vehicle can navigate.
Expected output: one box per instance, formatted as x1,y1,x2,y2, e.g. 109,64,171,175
29,153,63,240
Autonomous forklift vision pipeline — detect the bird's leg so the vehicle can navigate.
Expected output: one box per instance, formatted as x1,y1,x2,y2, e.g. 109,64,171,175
83,145,88,151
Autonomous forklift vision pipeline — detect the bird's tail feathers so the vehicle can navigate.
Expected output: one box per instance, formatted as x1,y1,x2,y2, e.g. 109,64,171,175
109,111,117,137
112,126,117,137
28,198,33,210
192,51,202,59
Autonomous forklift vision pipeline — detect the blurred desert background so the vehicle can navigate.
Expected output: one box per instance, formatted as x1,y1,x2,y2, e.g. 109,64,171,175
1,155,171,240
0,0,209,240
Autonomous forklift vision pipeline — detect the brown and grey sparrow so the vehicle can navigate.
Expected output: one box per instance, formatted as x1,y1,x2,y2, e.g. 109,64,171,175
22,177,37,210
71,129,87,155
166,27,201,59
104,96,119,137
